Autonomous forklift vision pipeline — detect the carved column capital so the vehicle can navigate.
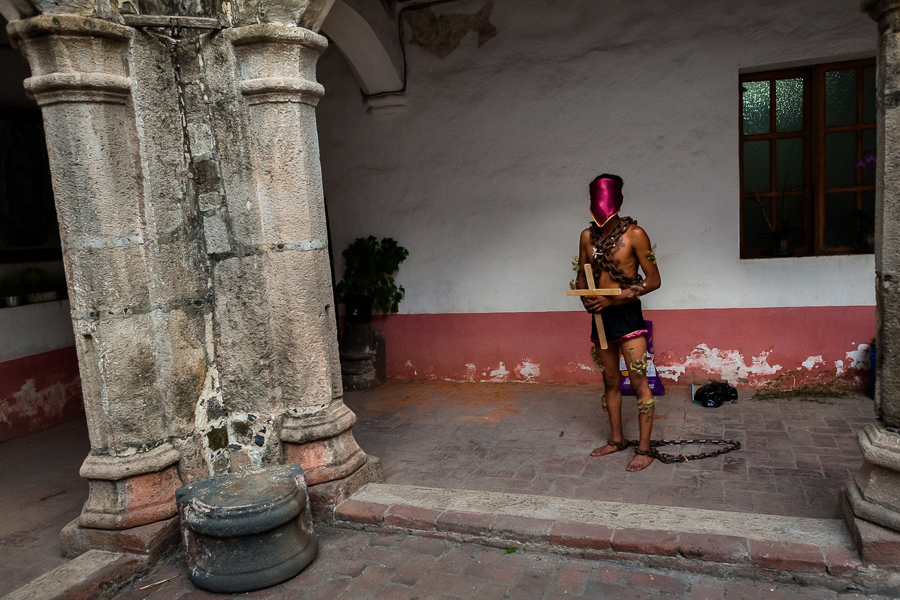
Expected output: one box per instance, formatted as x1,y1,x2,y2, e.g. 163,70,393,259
239,77,324,106
8,14,132,76
25,72,131,105
227,24,327,107
863,0,900,30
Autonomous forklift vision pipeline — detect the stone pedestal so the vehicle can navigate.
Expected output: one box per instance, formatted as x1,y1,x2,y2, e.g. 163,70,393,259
177,464,317,593
340,324,387,391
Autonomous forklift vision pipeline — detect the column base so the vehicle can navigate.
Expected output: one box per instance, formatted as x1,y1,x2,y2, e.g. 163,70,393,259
284,427,369,485
843,483,900,567
78,444,182,530
60,515,181,561
308,456,383,520
79,464,182,530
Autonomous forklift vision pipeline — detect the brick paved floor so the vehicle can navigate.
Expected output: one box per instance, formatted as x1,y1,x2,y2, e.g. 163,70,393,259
114,526,889,600
344,381,873,520
0,419,89,596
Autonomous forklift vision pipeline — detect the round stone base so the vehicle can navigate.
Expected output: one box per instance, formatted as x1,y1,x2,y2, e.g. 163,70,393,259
176,463,317,593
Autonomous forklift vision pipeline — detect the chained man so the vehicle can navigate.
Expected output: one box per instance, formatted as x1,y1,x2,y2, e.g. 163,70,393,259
575,174,662,472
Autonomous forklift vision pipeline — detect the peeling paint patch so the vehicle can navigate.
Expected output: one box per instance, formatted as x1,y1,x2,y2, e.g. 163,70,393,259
488,362,509,381
802,355,824,370
0,347,84,443
657,364,686,380
847,344,871,370
464,363,476,382
514,361,540,382
405,360,418,376
405,0,497,58
661,344,782,384
835,360,846,376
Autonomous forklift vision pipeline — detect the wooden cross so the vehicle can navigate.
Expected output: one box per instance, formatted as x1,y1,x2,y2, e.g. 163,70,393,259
566,263,621,349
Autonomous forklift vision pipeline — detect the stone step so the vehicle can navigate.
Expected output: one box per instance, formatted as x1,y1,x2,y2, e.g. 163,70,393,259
3,550,148,600
332,483,900,593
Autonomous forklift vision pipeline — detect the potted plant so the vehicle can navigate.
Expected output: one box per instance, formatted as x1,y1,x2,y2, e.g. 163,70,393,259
335,236,409,325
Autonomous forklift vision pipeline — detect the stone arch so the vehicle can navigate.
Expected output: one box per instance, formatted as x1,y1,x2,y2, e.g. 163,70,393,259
321,0,404,96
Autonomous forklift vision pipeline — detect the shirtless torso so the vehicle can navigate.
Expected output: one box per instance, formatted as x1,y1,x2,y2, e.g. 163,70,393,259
577,217,657,297
576,215,661,471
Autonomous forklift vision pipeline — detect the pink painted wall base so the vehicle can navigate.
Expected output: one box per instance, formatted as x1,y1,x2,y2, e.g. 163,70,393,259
369,307,875,388
0,346,83,443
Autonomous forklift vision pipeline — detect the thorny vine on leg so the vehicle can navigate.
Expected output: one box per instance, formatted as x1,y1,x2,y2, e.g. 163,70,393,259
627,347,648,376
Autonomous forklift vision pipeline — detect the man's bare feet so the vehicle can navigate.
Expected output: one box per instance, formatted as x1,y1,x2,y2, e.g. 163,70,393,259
590,439,630,457
626,449,654,471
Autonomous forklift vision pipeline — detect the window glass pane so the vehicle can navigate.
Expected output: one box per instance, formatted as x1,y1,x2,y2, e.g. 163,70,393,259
743,198,770,251
864,65,876,124
861,190,875,225
743,140,770,193
859,190,875,251
826,69,858,127
824,192,857,248
825,131,857,188
861,128,877,186
776,78,803,132
742,80,770,135
781,195,805,249
776,138,803,192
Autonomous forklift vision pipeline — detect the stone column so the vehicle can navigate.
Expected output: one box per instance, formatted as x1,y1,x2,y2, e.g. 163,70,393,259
845,0,900,568
217,23,380,515
8,15,181,557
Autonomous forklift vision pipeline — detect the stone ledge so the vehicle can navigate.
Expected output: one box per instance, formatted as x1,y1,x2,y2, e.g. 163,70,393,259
4,550,148,600
330,483,898,594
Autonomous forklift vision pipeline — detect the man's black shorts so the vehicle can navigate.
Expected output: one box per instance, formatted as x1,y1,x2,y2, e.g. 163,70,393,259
590,301,649,344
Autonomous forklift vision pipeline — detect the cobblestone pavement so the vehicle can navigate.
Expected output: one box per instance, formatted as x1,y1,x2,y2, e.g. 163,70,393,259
114,526,890,600
345,381,872,520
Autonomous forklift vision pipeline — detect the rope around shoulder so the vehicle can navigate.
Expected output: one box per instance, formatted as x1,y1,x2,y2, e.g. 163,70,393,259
625,438,741,464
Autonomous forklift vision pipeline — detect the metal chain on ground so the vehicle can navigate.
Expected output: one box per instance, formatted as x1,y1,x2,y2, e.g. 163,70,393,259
624,438,741,464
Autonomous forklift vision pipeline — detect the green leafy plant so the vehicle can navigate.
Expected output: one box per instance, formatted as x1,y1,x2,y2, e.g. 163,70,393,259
335,236,409,313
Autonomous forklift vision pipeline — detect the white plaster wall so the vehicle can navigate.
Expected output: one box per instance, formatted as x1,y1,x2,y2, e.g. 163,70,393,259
0,300,74,362
317,0,877,314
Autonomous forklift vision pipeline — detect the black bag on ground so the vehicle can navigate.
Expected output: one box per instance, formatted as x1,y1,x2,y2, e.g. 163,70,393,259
693,382,738,408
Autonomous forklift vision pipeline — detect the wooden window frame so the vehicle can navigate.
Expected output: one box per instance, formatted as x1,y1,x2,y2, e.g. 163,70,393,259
739,58,876,259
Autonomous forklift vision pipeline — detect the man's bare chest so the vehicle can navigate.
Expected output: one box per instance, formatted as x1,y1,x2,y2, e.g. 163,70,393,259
593,239,636,270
